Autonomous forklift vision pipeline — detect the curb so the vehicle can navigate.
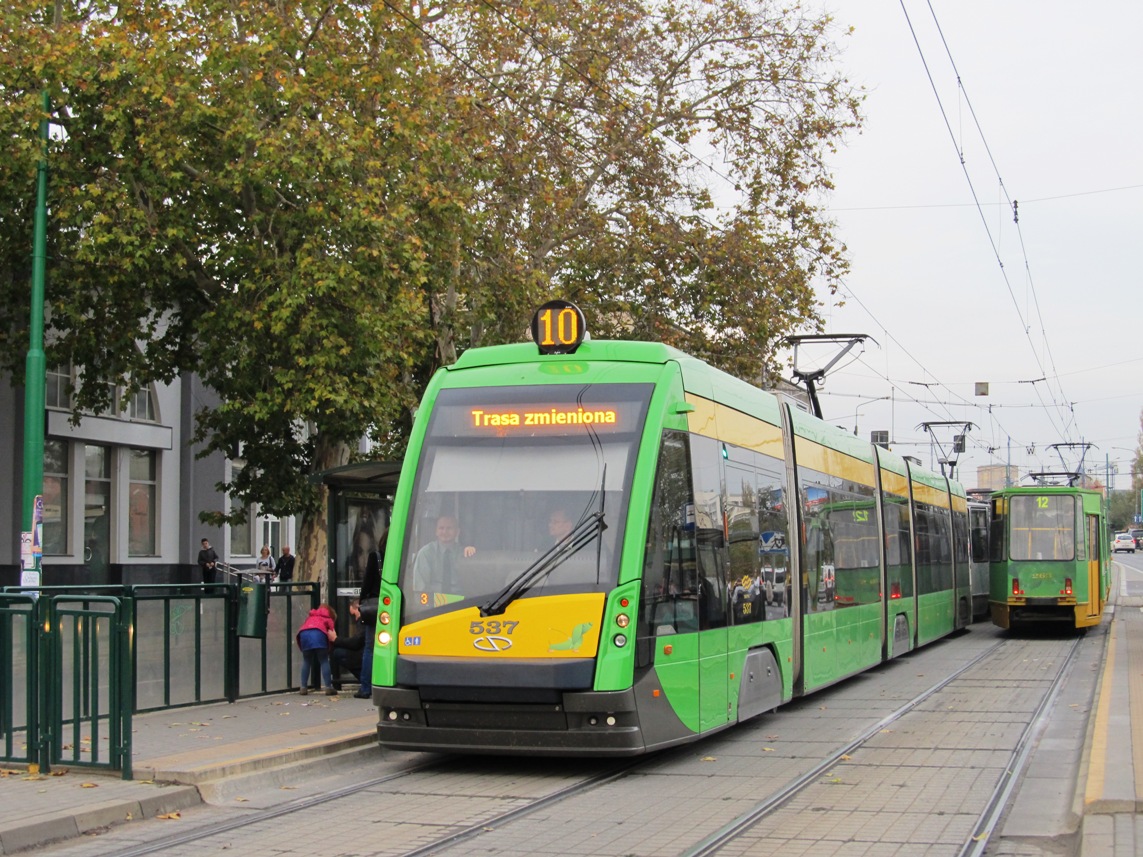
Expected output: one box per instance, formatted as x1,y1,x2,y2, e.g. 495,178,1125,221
137,729,377,786
0,784,201,855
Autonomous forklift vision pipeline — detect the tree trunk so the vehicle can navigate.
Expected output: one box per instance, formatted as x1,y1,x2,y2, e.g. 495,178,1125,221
296,434,351,600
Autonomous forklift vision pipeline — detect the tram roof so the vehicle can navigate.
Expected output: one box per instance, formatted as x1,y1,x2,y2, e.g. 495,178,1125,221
449,339,693,370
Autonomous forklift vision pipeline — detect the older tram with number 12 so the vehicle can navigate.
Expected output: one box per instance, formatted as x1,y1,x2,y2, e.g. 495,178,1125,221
988,485,1108,630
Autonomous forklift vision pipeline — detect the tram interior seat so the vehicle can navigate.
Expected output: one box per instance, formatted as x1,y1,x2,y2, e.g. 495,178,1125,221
652,598,698,635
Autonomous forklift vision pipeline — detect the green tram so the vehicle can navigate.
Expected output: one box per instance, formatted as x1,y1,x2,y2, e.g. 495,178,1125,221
371,302,971,755
987,486,1109,630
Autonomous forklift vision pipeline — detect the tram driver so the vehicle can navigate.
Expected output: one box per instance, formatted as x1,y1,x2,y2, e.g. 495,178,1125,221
412,514,476,595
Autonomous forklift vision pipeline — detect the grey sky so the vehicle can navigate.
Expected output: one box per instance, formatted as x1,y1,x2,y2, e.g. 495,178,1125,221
798,1,1143,488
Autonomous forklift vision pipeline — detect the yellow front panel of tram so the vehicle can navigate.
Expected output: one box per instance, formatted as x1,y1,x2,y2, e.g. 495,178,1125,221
398,593,607,658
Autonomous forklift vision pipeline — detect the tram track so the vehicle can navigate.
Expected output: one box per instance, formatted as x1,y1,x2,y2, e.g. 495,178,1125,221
85,750,650,857
55,629,1087,857
681,633,1083,857
84,760,450,857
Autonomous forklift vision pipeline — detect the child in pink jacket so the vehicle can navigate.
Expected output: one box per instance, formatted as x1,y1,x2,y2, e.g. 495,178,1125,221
296,604,337,695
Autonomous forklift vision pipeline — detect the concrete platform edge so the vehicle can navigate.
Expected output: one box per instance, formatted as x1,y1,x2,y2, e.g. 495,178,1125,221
0,785,201,855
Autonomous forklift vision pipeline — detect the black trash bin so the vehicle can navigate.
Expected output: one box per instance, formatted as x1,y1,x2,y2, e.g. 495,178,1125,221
236,573,270,637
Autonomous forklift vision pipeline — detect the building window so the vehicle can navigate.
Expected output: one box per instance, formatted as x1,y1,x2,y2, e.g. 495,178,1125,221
128,448,157,556
84,444,111,572
126,386,157,422
43,439,69,555
46,365,72,410
229,461,253,557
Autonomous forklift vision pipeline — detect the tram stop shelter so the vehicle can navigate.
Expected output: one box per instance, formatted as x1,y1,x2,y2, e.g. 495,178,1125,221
316,461,401,638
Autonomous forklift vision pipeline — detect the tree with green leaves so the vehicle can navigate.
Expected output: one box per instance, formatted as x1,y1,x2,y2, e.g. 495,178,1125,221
1,0,860,584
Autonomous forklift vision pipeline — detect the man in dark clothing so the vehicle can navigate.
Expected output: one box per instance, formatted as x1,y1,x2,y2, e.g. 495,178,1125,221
197,538,218,585
276,545,296,582
331,600,366,690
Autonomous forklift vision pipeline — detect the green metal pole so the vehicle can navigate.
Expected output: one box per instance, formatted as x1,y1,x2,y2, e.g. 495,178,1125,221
21,90,49,582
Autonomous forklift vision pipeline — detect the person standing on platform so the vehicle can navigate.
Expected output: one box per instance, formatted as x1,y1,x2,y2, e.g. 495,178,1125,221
197,538,219,586
331,600,366,690
354,597,378,699
255,545,275,580
275,545,296,582
354,531,385,700
296,604,338,696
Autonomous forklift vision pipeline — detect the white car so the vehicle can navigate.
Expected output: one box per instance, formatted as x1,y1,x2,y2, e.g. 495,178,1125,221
1112,533,1136,553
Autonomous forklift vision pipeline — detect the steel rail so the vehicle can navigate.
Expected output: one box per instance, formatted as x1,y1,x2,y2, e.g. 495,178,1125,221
681,638,1010,857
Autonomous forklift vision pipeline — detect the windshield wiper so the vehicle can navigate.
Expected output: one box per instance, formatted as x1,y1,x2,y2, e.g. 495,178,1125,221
480,511,607,617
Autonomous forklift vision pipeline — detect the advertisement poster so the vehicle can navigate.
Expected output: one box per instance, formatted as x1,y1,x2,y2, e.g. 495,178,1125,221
20,530,40,590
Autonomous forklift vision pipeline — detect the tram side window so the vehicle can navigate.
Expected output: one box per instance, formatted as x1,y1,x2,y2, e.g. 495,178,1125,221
969,507,990,563
990,498,1008,563
882,495,914,599
1074,504,1087,561
725,446,790,624
798,466,879,612
726,461,761,624
914,502,953,594
1009,495,1076,561
953,508,968,567
640,431,698,647
690,435,728,630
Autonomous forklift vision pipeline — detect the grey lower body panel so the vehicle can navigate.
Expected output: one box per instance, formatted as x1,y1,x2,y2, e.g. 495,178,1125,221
375,686,648,755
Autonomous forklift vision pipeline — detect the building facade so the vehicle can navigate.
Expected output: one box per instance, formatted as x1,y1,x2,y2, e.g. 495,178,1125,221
1,370,293,587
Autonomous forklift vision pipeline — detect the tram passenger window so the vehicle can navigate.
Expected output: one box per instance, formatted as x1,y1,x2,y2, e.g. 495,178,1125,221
914,502,953,593
953,509,968,566
970,507,989,563
689,435,728,630
990,498,1007,563
797,463,878,611
726,462,762,625
882,495,913,599
639,431,695,649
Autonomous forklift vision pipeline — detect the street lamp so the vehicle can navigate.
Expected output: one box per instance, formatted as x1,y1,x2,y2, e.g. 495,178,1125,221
20,89,49,587
853,396,889,437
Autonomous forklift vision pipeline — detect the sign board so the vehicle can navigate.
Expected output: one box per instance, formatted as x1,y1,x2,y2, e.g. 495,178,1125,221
19,530,40,591
20,531,32,570
32,494,43,556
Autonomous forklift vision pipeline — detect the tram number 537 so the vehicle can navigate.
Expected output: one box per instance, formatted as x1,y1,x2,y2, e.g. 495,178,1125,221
470,620,519,636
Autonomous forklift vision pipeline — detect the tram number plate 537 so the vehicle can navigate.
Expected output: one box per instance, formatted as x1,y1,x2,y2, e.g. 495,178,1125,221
470,620,519,635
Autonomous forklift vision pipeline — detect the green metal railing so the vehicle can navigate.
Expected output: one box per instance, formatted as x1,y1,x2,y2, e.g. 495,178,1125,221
0,580,319,778
46,595,134,778
0,594,38,767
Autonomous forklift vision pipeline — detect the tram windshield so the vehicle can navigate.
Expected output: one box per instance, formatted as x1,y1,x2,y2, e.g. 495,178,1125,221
399,383,652,621
1008,494,1078,561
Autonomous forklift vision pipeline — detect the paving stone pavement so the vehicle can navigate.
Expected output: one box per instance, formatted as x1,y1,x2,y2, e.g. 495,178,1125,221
1,571,1140,856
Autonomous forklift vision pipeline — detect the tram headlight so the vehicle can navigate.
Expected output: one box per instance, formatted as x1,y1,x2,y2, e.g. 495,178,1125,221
613,633,628,648
377,630,391,646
